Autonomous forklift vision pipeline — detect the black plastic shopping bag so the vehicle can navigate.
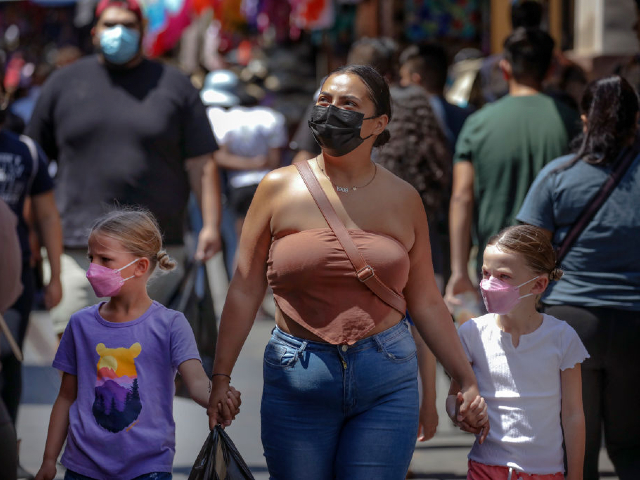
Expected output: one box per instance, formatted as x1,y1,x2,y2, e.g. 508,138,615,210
188,426,255,480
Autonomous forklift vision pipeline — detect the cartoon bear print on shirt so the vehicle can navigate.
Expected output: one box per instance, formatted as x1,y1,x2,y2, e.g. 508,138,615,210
92,342,142,433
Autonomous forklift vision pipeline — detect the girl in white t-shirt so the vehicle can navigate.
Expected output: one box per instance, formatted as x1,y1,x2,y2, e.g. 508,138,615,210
447,225,588,480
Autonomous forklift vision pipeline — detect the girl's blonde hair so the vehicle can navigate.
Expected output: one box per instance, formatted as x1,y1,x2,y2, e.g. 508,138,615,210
89,208,176,273
487,225,564,282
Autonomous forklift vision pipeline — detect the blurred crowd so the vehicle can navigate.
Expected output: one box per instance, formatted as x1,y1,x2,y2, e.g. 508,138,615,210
1,0,640,479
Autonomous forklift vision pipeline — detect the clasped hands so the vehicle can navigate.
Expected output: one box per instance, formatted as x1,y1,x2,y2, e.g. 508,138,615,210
446,391,490,443
207,376,242,430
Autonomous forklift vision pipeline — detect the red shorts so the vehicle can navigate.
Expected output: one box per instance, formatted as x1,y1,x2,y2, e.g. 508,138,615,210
468,460,564,480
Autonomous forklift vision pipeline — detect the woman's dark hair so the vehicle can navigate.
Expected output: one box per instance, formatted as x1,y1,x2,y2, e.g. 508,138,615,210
562,75,639,170
324,64,392,148
376,85,451,217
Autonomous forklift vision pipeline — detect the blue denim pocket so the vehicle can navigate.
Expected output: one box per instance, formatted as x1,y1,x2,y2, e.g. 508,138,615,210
377,326,417,364
264,340,301,369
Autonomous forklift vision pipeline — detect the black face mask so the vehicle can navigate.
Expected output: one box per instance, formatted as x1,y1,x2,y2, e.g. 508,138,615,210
308,105,377,157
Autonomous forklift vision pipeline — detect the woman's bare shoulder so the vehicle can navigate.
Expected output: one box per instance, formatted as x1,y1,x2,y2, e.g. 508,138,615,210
256,164,301,194
376,164,424,206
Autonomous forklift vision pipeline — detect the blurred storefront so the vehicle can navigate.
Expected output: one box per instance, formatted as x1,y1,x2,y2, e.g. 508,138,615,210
491,0,638,74
0,0,637,129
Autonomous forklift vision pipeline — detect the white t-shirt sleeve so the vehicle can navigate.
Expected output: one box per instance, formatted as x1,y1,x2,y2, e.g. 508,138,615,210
457,321,475,363
207,107,231,145
266,111,288,149
559,323,589,371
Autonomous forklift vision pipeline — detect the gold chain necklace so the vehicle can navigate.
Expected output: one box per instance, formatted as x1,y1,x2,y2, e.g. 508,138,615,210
317,159,377,193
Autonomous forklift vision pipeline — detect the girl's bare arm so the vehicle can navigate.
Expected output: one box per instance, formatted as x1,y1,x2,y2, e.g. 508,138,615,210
35,373,77,480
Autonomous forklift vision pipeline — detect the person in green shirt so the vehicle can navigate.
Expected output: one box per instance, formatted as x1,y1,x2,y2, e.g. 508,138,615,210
445,27,580,309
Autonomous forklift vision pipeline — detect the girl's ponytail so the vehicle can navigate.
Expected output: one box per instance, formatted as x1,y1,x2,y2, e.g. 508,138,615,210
487,225,562,282
156,250,177,271
90,207,174,274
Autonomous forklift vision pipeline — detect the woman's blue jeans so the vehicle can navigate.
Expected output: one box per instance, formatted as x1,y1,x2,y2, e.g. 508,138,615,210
65,470,171,480
261,320,419,480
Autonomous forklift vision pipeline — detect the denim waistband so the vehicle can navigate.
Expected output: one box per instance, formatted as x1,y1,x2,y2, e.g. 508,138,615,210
271,319,410,354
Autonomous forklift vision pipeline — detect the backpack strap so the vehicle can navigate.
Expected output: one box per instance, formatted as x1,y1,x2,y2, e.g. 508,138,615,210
0,313,23,362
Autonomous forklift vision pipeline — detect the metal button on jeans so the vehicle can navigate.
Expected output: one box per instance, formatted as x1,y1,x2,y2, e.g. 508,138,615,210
341,345,348,352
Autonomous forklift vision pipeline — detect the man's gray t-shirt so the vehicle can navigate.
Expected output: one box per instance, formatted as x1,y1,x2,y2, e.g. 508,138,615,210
26,56,218,247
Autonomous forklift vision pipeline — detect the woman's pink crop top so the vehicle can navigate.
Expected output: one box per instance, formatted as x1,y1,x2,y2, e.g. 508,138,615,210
267,228,410,345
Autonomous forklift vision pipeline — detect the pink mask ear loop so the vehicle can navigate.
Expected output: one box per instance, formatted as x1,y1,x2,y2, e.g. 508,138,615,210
516,275,541,300
116,258,141,281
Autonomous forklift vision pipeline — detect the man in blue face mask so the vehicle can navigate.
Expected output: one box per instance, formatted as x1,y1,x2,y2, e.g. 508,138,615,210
26,0,222,340
93,0,144,67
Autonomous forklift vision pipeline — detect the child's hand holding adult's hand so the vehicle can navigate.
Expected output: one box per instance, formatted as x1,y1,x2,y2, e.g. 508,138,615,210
207,377,241,430
456,392,490,443
34,459,57,480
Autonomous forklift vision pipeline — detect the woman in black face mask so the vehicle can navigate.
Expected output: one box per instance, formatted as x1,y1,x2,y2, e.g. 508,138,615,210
207,64,486,479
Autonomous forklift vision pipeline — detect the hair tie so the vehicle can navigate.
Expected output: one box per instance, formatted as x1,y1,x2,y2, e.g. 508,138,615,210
550,266,564,281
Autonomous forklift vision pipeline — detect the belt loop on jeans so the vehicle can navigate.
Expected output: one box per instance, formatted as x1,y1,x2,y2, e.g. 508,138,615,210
373,334,384,352
296,340,308,358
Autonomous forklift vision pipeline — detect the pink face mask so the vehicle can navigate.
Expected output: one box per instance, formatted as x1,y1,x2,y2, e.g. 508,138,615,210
86,258,140,298
479,275,539,315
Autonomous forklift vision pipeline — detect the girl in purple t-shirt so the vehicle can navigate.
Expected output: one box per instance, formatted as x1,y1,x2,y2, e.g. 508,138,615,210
35,209,240,480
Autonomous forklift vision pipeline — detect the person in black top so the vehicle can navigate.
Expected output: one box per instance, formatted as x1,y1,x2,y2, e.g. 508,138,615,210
0,92,63,480
26,0,222,338
0,199,22,480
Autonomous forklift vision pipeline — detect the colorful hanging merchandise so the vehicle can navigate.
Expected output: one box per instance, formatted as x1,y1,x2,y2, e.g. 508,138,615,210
241,0,291,42
211,0,246,33
290,0,334,30
404,0,481,42
141,0,193,57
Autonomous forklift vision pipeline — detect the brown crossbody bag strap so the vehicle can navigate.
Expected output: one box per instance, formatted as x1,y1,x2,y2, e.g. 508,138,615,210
295,161,406,315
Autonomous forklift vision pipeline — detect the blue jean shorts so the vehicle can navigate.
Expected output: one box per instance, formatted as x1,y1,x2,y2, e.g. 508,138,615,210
260,320,419,480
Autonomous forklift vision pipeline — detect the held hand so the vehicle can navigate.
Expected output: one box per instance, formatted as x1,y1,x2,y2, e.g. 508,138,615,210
226,385,242,418
456,391,490,444
44,277,63,310
195,226,222,261
417,401,439,442
34,459,57,480
207,377,241,430
444,273,478,314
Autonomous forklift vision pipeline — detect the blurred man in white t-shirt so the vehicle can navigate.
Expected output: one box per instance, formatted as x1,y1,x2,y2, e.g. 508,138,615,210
201,70,287,243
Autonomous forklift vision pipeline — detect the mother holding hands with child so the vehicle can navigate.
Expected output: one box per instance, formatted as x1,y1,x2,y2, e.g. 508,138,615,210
207,64,488,479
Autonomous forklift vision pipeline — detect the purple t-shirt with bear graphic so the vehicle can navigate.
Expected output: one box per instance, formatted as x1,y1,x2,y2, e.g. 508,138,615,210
53,301,201,480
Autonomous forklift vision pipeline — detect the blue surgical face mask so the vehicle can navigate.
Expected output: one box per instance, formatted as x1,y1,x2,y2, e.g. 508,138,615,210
99,25,140,65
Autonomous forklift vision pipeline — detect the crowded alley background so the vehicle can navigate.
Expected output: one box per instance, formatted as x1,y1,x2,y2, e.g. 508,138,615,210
1,0,638,479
